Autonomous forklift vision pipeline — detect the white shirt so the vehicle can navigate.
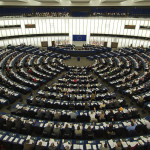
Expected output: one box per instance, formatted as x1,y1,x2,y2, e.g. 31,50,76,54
89,112,96,119
145,121,150,129
64,142,72,150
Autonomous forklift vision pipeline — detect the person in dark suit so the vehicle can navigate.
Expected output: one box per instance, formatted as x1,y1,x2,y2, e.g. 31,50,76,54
45,110,51,119
70,94,75,101
23,139,34,150
63,124,72,139
107,124,115,137
115,110,123,120
37,109,43,119
14,118,22,132
84,102,90,110
24,120,32,133
48,141,60,150
32,97,38,105
64,124,72,135
43,123,53,135
109,109,114,116
35,142,44,150
63,93,68,100
53,124,61,137
6,118,13,129
86,126,93,135
0,115,6,129
146,140,150,150
53,110,61,120
100,142,109,150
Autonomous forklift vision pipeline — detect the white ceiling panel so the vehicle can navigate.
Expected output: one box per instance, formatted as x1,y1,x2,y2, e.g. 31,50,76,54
134,0,150,2
34,0,60,2
70,0,91,3
0,0,27,2
101,0,127,2
0,0,150,6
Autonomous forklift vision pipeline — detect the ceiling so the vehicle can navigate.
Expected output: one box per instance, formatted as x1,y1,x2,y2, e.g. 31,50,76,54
0,0,150,6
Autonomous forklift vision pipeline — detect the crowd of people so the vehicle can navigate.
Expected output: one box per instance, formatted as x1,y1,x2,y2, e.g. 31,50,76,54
2,11,70,18
92,12,127,17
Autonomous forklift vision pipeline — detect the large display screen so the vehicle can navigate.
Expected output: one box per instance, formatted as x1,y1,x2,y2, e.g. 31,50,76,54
25,24,36,28
125,25,136,29
73,35,86,41
0,25,21,29
140,26,150,30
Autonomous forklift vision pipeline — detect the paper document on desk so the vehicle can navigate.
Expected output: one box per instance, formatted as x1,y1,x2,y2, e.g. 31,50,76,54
40,123,44,127
138,140,144,145
42,141,47,146
92,145,97,150
73,144,80,149
86,144,92,150
3,135,9,141
108,140,115,148
26,135,31,140
8,137,14,142
79,145,83,149
130,142,137,147
19,139,24,144
122,142,128,147
14,138,19,143
141,137,147,142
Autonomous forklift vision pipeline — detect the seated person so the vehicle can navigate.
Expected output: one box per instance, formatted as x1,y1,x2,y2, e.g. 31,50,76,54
137,96,144,105
115,141,122,150
90,92,96,101
37,109,44,118
6,118,13,129
70,94,75,101
99,111,105,120
77,94,82,100
144,119,150,130
45,110,51,119
89,107,98,123
53,110,61,120
119,107,123,112
74,125,83,137
126,119,137,131
35,141,43,150
107,124,115,136
14,118,22,131
23,139,34,150
115,110,123,119
63,92,68,100
63,141,72,150
48,139,60,150
69,110,77,120
99,103,106,109
43,123,53,135
0,115,6,128
63,124,72,136
84,102,90,110
125,144,138,150
86,125,94,137
53,124,61,137
108,109,114,116
100,142,109,150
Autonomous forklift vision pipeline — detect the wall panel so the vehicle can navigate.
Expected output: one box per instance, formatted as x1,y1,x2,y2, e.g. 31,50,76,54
0,17,150,47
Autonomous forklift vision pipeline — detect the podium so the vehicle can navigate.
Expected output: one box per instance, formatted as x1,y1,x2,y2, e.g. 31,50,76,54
77,57,80,61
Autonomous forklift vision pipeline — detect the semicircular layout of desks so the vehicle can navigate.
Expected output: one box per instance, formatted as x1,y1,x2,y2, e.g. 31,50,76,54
0,44,150,150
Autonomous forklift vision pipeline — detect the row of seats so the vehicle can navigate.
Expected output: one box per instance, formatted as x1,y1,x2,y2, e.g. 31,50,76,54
0,45,150,150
